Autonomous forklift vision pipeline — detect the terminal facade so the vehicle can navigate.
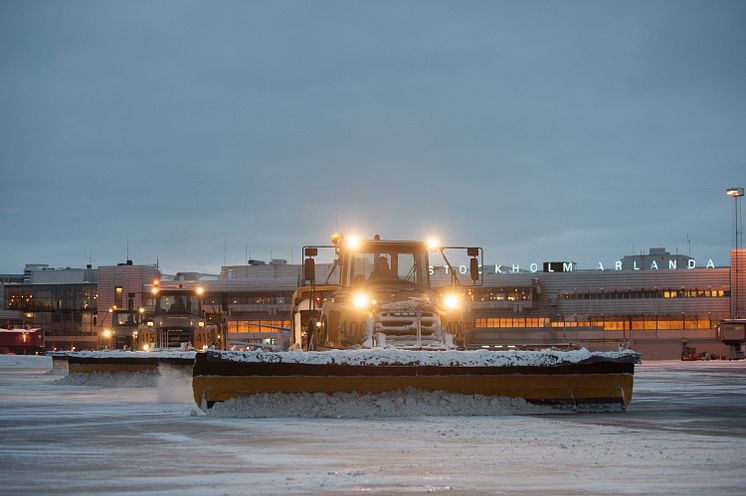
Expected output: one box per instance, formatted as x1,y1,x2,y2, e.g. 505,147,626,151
1,248,744,359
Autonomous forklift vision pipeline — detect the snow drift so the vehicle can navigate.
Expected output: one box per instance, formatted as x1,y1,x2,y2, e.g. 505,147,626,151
207,388,554,418
214,347,640,367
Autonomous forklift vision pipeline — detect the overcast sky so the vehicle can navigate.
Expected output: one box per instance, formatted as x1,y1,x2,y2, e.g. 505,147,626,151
1,0,744,274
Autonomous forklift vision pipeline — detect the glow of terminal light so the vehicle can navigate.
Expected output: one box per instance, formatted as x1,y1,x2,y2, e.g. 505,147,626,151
427,238,439,251
726,187,744,197
196,286,204,295
102,329,112,338
151,287,159,294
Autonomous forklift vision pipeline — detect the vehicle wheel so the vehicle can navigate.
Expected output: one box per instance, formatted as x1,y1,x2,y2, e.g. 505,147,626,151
349,321,358,342
307,320,317,351
315,317,328,350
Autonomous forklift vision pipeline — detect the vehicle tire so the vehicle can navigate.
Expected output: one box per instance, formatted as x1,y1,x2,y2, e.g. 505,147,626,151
307,320,317,351
316,317,328,350
349,321,358,341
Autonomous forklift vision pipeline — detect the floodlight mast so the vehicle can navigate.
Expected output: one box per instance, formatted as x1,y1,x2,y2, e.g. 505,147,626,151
726,187,744,318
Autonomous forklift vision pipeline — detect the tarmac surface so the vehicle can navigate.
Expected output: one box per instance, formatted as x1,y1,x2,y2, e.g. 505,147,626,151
1,359,745,495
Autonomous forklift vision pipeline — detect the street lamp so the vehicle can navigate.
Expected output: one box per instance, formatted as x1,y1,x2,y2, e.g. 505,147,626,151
726,187,744,318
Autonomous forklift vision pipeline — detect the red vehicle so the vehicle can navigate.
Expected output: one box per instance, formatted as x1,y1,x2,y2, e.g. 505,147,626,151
681,346,700,361
681,345,724,361
0,328,45,354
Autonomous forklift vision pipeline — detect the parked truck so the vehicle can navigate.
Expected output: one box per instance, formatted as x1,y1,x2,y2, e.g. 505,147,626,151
136,285,225,351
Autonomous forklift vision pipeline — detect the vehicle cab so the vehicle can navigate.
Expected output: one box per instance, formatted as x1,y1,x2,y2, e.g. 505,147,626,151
137,286,223,351
109,309,142,350
298,234,481,350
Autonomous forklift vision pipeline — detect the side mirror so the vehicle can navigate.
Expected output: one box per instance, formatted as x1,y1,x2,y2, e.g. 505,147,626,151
304,257,315,282
470,258,479,282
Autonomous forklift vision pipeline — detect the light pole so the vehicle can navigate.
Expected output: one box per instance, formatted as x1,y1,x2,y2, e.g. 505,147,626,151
726,187,744,318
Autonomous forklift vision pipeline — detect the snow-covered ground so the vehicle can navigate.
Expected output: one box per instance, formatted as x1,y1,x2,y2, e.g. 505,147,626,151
1,357,745,495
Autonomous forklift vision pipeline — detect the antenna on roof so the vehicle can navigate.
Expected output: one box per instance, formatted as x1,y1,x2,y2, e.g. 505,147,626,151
686,234,691,257
224,238,227,266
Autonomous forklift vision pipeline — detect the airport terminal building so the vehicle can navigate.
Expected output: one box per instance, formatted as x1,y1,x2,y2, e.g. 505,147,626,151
2,247,744,359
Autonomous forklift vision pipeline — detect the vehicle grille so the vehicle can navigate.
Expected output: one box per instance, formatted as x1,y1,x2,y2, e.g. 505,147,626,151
163,328,192,348
375,311,439,336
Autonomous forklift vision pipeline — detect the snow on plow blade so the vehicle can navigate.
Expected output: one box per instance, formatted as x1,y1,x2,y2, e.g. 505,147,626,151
193,349,640,411
64,351,195,375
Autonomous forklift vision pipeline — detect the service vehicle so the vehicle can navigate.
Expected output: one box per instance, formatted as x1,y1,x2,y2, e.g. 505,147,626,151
193,234,640,412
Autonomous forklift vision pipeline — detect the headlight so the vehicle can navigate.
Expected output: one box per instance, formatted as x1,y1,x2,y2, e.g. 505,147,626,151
443,294,460,310
353,293,370,309
142,344,150,351
198,321,205,327
146,321,154,327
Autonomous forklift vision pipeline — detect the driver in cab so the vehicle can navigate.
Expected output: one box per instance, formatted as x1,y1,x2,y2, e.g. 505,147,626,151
369,256,396,281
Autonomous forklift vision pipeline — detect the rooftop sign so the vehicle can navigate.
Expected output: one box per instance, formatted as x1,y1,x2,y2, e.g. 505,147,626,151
430,258,716,275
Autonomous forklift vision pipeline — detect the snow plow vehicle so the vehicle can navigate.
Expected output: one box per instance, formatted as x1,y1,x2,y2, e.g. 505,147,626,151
64,285,225,376
293,235,472,351
134,285,225,352
193,234,640,412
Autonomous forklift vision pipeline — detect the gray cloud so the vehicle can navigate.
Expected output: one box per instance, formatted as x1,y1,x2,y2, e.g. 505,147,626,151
1,0,744,274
